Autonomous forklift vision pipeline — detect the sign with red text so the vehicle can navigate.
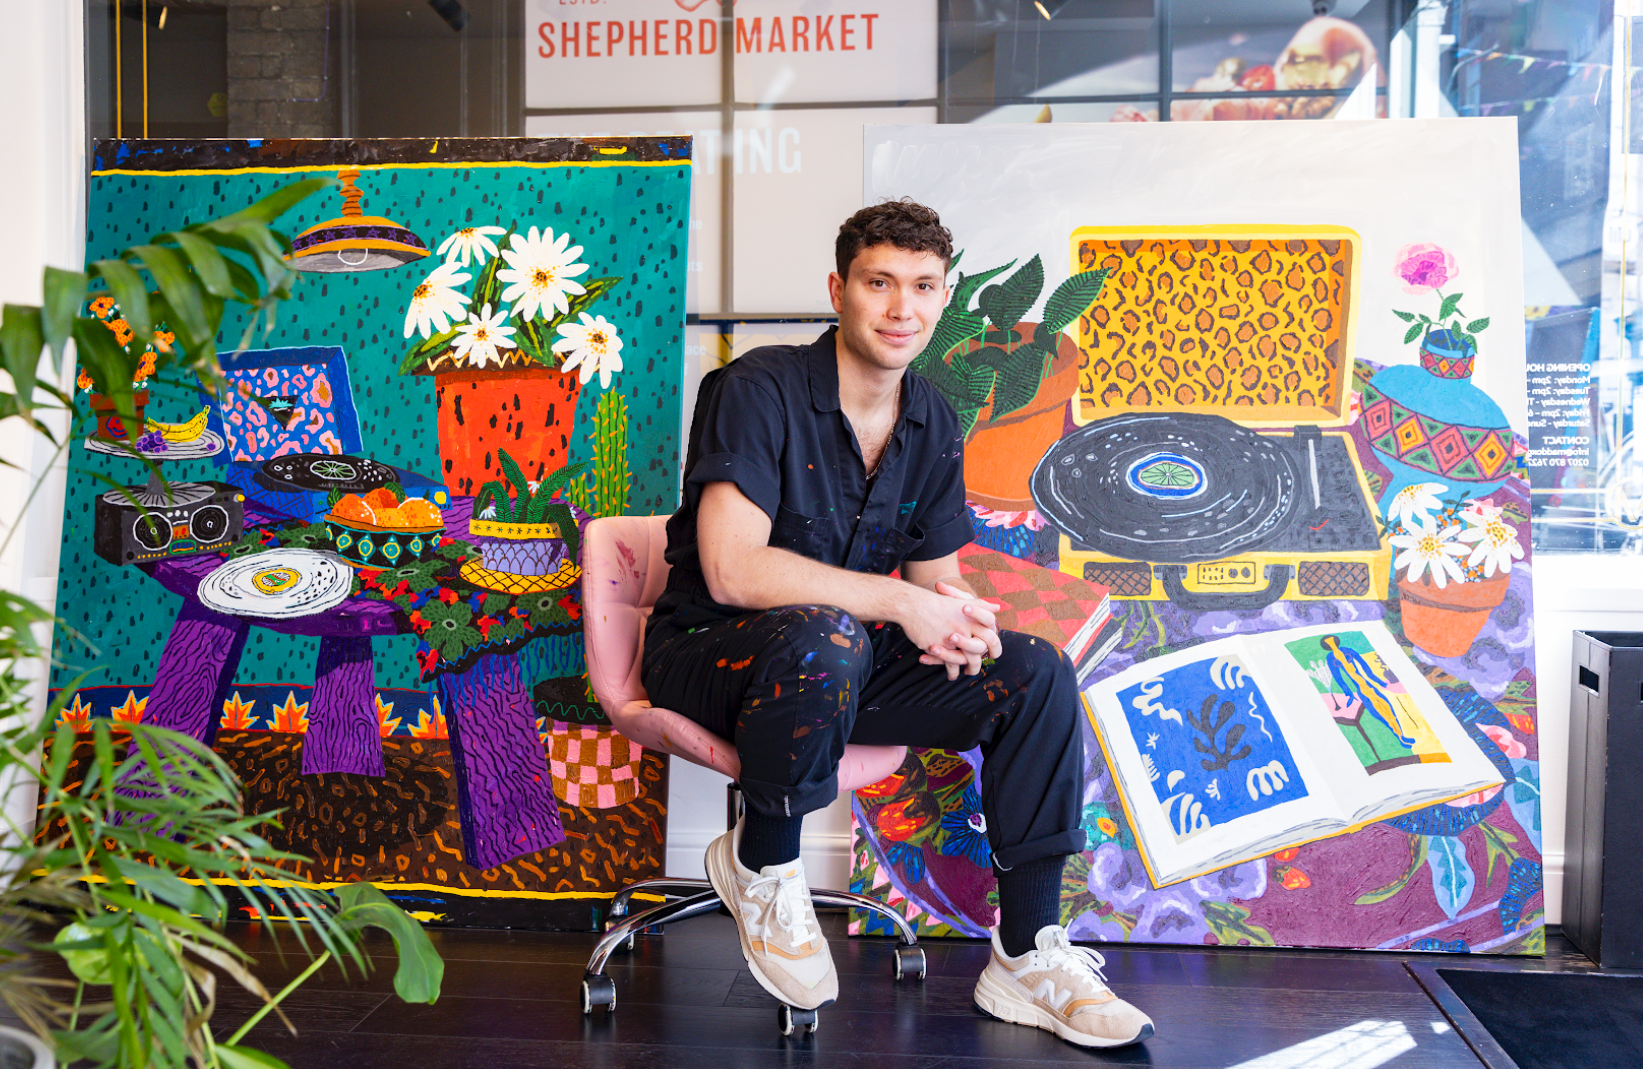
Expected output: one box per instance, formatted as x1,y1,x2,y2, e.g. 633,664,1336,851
525,0,936,109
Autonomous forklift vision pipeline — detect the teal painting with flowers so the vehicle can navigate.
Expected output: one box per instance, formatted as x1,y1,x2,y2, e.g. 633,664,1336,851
42,139,690,928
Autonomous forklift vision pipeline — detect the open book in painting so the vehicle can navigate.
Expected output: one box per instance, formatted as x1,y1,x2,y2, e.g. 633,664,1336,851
1084,621,1503,888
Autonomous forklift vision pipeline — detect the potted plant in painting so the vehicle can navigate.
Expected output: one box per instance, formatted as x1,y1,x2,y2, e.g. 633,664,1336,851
0,181,444,1069
471,447,586,580
1385,482,1525,658
912,252,1110,510
397,223,626,497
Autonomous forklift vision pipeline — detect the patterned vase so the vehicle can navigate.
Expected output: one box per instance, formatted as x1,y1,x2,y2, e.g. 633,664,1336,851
1360,330,1514,510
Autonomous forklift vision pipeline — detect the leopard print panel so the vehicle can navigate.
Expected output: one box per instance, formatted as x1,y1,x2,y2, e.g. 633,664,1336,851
1073,231,1356,424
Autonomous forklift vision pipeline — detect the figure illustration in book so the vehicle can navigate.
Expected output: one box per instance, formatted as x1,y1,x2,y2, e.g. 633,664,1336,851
1285,630,1450,773
1118,656,1302,842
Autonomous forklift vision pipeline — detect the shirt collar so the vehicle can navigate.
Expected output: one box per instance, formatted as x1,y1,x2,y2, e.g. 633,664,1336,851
806,326,929,428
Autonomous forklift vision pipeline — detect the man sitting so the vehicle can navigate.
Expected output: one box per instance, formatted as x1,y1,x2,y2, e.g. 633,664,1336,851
642,199,1153,1049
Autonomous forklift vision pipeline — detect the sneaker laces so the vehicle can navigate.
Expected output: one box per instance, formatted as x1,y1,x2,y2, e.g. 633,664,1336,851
746,870,817,950
1034,928,1111,991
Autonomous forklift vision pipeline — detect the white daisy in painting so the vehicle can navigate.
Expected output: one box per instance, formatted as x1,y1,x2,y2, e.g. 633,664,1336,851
437,225,507,267
451,304,517,369
496,226,589,322
553,313,624,388
1390,516,1469,588
1457,500,1525,577
403,261,472,339
1385,481,1446,530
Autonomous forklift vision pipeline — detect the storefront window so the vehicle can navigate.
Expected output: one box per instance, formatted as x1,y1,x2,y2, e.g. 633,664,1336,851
82,0,1628,550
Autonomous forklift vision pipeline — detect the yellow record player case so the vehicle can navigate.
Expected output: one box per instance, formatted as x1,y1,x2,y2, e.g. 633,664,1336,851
1041,225,1390,608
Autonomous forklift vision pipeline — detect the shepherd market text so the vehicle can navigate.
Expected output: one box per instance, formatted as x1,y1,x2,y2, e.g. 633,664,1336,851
536,15,880,58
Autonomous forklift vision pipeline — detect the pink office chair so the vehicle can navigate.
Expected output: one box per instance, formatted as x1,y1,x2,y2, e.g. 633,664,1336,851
577,514,927,1031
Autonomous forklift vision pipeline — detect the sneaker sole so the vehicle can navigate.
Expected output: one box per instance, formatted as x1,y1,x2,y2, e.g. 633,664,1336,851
705,836,834,1012
973,969,1154,1048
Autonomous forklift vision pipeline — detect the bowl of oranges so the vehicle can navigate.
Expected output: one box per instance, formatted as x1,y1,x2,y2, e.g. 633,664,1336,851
325,486,445,568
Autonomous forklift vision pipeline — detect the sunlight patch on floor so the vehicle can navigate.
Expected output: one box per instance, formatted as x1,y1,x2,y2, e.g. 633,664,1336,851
1226,1020,1418,1069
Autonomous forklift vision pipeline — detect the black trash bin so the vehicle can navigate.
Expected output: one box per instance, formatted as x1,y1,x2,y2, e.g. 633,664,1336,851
1563,631,1643,968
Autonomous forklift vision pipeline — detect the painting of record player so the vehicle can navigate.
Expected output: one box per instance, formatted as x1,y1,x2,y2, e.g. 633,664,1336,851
856,121,1539,957
1032,413,1390,607
1034,226,1388,608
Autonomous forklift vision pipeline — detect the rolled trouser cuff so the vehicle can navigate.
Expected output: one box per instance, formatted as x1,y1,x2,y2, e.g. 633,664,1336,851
735,770,840,821
991,828,1088,872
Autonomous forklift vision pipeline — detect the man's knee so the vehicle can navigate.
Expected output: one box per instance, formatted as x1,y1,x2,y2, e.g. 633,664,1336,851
762,604,873,677
998,630,1075,684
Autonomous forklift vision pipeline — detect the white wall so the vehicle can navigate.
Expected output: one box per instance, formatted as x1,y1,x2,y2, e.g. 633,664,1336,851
0,0,86,848
1525,555,1643,925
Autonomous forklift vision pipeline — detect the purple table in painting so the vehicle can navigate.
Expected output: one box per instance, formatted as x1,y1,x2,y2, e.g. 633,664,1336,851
139,497,565,872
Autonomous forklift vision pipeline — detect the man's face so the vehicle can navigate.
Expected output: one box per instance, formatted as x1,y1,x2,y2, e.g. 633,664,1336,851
828,244,949,375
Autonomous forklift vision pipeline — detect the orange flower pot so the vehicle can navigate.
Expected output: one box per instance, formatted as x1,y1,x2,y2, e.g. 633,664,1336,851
1396,570,1510,658
961,325,1080,512
434,367,581,497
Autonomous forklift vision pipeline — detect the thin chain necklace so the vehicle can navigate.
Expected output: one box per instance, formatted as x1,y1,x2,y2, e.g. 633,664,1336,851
863,379,902,478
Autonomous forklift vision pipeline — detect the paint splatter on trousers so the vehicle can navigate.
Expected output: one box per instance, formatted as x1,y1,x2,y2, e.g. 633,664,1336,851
641,604,1087,870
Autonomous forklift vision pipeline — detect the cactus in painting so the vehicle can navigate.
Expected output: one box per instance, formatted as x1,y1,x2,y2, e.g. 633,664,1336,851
567,390,630,518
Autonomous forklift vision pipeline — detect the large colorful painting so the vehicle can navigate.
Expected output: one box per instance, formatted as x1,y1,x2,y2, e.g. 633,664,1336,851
43,138,690,929
851,120,1543,954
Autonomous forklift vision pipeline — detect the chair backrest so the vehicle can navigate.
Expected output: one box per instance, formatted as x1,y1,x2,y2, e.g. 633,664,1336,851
582,514,744,780
582,514,671,715
581,514,907,792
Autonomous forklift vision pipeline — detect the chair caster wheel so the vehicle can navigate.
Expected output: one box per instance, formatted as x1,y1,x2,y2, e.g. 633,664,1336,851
581,974,616,1015
778,1004,819,1036
893,945,926,982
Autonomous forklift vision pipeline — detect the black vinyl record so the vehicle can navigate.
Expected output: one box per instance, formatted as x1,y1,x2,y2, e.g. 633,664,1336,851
254,453,395,494
1030,413,1300,564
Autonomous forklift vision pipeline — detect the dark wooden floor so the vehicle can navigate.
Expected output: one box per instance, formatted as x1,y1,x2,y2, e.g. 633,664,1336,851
15,913,1602,1068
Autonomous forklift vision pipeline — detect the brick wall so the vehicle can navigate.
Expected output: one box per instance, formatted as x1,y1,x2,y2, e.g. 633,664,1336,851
226,0,335,137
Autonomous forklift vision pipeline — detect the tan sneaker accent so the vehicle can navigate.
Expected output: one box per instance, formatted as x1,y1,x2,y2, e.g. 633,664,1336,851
973,924,1154,1048
705,819,838,1011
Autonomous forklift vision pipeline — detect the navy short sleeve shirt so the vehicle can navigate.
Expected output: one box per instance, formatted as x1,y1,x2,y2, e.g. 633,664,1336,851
655,327,973,623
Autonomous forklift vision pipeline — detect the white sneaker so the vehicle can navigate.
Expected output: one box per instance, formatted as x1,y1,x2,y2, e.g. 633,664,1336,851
704,819,838,1011
974,924,1155,1048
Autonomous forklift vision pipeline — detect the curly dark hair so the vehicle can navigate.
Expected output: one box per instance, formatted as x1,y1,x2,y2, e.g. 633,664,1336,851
835,199,953,281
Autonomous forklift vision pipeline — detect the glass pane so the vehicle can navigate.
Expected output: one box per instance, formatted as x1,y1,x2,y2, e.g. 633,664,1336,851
1426,2,1615,552
525,0,720,111
733,0,938,105
1169,1,1391,117
941,0,1159,122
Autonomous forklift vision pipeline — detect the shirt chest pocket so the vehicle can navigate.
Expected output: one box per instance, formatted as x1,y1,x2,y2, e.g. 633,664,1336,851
770,505,845,562
856,525,925,575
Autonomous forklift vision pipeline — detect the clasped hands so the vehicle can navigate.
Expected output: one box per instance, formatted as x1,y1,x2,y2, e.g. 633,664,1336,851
909,580,1003,681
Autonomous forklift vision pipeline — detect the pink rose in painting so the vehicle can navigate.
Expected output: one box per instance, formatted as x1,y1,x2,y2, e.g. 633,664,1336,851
1393,243,1458,294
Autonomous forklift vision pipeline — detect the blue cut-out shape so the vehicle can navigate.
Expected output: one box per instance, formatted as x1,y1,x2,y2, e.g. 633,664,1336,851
1117,656,1307,839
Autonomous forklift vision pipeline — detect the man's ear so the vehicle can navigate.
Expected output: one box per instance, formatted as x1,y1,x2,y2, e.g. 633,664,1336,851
828,270,846,313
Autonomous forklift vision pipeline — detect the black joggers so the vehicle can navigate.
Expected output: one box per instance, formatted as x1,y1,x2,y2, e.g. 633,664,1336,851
640,604,1088,870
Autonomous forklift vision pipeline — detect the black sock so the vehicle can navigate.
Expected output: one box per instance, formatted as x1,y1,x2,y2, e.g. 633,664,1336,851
995,855,1067,958
738,810,804,871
